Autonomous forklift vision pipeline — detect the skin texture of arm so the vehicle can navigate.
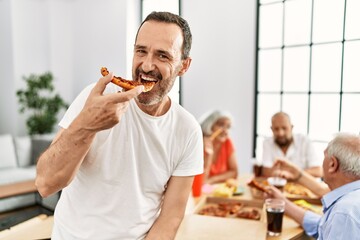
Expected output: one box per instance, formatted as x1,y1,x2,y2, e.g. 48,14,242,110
304,166,323,178
296,171,329,197
205,152,238,184
145,176,194,240
203,136,214,180
263,163,323,179
35,73,144,197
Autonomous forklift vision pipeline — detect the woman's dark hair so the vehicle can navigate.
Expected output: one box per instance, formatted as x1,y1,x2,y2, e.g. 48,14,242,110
135,11,192,59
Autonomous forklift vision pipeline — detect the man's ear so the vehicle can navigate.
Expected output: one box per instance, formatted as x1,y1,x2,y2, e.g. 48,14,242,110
178,57,192,76
328,156,340,173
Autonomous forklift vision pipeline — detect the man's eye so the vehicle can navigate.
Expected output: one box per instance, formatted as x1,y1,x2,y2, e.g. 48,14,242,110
159,54,168,59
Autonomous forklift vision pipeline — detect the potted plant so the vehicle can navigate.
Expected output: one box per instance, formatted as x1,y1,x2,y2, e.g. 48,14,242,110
16,72,69,136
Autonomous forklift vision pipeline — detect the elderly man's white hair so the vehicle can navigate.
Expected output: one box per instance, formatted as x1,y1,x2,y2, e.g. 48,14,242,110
198,110,233,136
327,132,360,178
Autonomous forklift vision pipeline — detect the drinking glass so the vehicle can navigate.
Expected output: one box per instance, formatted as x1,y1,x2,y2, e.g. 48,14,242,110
265,198,285,236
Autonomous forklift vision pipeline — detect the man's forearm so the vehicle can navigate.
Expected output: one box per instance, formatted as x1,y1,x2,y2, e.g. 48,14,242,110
145,214,184,240
298,171,329,197
284,198,306,225
304,166,323,178
36,121,95,197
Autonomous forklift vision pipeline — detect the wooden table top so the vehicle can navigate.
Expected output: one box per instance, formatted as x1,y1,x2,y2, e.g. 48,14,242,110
176,174,308,240
0,180,37,199
0,214,53,240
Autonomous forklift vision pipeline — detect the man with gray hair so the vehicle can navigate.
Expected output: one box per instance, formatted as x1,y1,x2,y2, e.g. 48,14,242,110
266,133,360,239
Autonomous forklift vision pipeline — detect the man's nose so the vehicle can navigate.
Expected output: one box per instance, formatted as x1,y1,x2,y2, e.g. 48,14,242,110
277,129,285,136
142,55,155,72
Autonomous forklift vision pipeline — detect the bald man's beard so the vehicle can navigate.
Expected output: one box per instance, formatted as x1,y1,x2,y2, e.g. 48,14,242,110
275,137,293,148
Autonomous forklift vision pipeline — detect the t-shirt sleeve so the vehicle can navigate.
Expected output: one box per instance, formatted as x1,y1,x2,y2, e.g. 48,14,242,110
58,83,96,129
172,124,204,177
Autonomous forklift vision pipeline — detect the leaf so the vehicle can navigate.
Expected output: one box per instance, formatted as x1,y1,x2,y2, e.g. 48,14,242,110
17,71,69,135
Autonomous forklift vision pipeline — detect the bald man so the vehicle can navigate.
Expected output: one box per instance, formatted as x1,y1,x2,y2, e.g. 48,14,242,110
261,112,322,178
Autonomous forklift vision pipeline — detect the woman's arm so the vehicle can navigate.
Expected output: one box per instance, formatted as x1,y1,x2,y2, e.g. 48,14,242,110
205,152,238,184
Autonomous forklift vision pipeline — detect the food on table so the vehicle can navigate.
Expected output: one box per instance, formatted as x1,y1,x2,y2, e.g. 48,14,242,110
100,67,156,92
247,178,270,193
213,183,236,197
198,203,228,217
236,207,261,220
225,178,238,190
198,202,261,220
293,200,322,214
284,182,311,197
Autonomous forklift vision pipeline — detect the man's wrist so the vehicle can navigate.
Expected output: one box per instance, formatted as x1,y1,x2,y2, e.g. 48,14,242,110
293,171,303,182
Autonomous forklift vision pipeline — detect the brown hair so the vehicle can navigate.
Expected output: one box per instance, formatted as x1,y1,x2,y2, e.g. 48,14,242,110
135,11,192,60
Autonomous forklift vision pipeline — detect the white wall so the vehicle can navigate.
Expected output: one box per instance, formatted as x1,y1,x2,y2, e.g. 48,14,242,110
182,0,257,173
0,0,17,135
0,0,257,173
0,0,140,136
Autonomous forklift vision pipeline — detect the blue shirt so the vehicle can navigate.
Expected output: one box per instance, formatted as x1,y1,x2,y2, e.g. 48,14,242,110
303,180,360,239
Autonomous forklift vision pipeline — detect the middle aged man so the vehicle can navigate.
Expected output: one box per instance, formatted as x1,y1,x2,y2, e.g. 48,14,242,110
266,132,360,239
262,112,322,178
36,12,203,240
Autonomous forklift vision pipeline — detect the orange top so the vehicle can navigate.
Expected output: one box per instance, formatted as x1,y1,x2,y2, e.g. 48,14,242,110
209,138,234,176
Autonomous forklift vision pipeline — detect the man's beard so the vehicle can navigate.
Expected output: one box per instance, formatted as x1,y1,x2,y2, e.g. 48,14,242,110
275,137,293,148
134,68,177,106
136,90,164,105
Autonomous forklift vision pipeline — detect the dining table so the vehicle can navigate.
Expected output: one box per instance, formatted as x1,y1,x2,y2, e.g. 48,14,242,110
0,174,317,240
175,174,317,240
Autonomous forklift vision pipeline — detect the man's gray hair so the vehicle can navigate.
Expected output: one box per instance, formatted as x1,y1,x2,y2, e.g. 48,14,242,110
198,110,233,136
327,133,360,177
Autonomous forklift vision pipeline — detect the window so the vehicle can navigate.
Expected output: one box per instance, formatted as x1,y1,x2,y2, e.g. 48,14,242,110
255,0,360,158
141,0,181,103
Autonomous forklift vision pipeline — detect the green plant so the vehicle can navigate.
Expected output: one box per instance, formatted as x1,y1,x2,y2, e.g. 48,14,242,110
16,72,69,135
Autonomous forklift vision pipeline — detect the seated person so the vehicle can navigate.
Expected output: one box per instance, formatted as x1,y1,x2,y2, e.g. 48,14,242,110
265,133,360,239
199,110,238,184
262,112,322,178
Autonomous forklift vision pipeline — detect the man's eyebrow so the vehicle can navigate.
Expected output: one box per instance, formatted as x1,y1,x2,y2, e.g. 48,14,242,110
157,50,175,60
134,45,146,49
157,49,171,56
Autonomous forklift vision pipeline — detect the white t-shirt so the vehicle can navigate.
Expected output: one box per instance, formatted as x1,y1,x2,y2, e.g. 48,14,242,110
262,134,321,169
52,83,204,240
